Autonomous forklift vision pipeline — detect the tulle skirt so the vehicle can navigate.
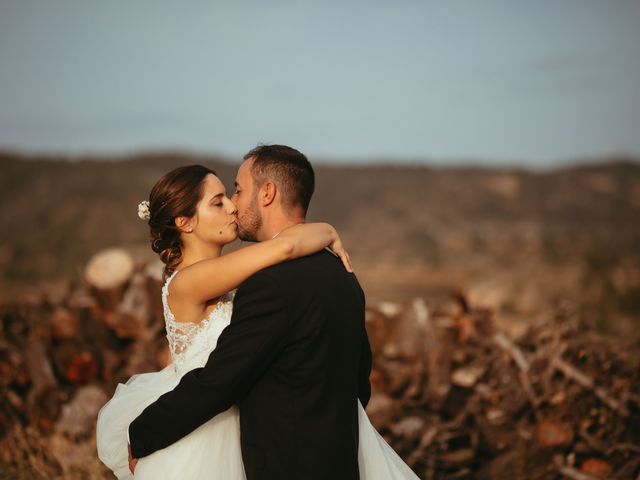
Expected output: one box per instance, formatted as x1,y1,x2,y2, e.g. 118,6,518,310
357,402,420,479
96,365,418,479
96,365,244,479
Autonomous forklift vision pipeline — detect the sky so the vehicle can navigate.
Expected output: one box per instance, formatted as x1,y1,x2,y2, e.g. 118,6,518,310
1,0,639,166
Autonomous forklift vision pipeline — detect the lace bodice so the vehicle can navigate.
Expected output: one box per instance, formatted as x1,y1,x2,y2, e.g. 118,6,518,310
162,272,234,377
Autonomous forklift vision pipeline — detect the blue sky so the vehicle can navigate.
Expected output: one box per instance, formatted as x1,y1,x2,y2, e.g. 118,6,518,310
1,0,639,165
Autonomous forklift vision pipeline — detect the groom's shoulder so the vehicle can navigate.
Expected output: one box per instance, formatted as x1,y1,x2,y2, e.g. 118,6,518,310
269,248,338,275
243,249,342,284
237,250,364,304
262,249,362,292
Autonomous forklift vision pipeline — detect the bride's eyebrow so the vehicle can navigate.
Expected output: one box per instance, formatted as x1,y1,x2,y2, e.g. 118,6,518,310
209,192,225,201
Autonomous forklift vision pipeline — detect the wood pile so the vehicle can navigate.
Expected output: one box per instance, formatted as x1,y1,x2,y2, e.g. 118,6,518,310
0,247,638,479
365,296,640,479
0,248,167,479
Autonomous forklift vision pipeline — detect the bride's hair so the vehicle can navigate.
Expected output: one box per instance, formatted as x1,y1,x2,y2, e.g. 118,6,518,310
146,164,217,278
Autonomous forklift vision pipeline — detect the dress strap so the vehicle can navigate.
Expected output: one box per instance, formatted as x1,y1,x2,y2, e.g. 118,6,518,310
162,270,179,298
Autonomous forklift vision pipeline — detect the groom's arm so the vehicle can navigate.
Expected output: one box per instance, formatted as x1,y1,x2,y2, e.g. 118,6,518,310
128,270,288,459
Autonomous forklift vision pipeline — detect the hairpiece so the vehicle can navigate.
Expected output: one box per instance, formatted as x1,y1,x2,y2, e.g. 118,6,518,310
137,200,151,220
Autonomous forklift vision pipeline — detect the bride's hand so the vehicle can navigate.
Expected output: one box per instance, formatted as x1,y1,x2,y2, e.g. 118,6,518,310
128,444,138,474
327,230,353,273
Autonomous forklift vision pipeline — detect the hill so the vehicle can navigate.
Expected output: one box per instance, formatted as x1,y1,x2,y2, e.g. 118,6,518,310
1,151,639,337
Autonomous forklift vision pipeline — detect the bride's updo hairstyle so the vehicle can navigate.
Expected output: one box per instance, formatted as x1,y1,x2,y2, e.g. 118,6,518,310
146,164,217,277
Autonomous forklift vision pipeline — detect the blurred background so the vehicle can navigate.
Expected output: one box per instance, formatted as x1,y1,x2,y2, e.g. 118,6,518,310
1,1,639,479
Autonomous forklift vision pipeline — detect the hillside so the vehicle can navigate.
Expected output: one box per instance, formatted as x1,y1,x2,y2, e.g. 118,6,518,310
1,151,639,337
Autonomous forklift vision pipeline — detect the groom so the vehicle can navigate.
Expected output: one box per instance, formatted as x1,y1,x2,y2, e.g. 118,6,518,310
128,145,372,479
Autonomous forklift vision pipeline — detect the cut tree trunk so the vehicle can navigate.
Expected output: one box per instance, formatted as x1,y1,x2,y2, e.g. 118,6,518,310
84,247,134,311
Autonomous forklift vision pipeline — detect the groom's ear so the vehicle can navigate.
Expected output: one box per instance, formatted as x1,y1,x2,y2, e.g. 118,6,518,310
260,181,277,207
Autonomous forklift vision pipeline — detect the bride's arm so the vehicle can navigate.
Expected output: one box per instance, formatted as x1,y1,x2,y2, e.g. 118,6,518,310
170,223,351,305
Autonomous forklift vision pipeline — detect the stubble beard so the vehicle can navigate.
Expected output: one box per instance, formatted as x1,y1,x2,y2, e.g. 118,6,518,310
237,195,262,242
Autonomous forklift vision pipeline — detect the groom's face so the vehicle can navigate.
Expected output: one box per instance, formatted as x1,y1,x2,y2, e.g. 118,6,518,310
232,158,263,242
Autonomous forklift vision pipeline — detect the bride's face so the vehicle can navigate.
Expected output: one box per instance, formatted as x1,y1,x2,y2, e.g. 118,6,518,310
187,174,238,246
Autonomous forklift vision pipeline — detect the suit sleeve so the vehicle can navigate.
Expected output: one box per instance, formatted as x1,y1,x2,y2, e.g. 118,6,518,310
358,325,372,408
129,270,287,459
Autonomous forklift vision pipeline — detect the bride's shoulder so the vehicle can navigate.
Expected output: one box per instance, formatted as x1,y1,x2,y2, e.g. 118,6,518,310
164,269,187,295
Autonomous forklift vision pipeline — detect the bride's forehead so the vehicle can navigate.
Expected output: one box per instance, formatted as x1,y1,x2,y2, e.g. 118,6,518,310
201,173,225,192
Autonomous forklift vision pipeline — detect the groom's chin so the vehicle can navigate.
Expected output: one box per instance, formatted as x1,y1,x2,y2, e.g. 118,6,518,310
238,229,258,242
237,230,257,243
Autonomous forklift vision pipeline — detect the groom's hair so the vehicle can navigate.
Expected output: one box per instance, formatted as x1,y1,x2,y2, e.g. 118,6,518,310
244,144,315,216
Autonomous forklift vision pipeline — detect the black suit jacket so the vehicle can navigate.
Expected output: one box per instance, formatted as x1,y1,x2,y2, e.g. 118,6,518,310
129,250,372,480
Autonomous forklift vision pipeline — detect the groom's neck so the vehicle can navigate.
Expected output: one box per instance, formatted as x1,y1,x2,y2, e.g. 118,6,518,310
258,216,305,242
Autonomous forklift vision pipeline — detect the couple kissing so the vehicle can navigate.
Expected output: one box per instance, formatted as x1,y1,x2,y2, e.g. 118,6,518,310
97,144,419,480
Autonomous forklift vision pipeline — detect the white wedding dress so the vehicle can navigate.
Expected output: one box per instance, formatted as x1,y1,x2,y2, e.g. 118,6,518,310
96,272,419,479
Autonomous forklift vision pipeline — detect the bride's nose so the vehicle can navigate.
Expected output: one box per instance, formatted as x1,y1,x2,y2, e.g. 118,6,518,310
225,197,238,215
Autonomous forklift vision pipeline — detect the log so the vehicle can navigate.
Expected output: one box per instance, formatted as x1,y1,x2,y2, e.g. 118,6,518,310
48,432,101,475
535,420,574,448
99,349,123,383
144,258,166,322
493,332,529,372
143,257,165,283
5,390,26,414
67,285,96,311
553,455,610,480
49,307,79,340
0,342,28,389
51,341,99,384
55,385,108,440
492,332,541,416
390,416,426,441
102,310,147,340
84,247,134,310
121,339,161,380
2,420,63,476
423,314,454,409
579,458,613,478
21,337,58,405
451,364,486,388
364,307,394,355
551,356,629,417
98,269,159,340
366,393,399,429
78,306,121,351
117,271,151,338
31,386,68,433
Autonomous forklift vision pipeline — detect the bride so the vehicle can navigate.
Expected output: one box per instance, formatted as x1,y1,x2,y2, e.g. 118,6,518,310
96,162,419,479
